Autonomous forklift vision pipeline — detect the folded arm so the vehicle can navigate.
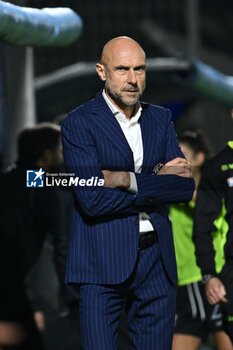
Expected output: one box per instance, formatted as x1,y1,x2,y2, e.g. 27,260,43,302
103,112,194,206
61,115,139,218
103,156,194,206
62,109,194,218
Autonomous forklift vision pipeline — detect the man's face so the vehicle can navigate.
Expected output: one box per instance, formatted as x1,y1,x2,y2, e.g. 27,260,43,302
97,41,146,108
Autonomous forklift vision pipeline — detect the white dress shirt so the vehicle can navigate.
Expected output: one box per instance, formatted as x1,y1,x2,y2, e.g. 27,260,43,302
103,90,154,233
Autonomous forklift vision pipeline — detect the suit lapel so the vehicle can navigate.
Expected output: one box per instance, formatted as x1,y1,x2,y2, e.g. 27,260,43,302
90,93,134,165
90,94,158,173
140,104,157,173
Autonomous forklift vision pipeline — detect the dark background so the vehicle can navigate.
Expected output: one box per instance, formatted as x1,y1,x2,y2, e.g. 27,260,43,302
1,0,233,163
30,0,233,152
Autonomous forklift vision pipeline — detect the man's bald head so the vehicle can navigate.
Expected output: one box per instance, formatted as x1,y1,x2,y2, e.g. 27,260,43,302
96,36,146,115
100,36,146,66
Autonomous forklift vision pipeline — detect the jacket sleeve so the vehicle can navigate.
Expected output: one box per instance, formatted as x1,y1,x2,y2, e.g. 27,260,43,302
134,110,195,207
193,161,223,275
61,113,139,218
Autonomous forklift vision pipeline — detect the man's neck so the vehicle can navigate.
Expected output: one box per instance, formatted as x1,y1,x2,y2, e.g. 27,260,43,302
123,105,138,121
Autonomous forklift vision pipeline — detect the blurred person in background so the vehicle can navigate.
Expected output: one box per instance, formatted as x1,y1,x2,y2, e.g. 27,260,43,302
194,110,233,346
171,131,233,350
0,123,69,349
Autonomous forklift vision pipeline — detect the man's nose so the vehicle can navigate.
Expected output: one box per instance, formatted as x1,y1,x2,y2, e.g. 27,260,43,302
127,69,137,84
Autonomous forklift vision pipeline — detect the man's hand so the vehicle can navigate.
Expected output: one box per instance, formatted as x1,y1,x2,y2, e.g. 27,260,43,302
205,277,228,304
157,157,192,178
102,170,130,189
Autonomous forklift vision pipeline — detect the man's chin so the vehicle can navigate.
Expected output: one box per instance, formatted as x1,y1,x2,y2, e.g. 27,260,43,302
121,94,140,106
124,101,138,106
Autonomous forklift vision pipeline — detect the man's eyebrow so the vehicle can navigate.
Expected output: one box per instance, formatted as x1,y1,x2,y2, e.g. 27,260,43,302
134,65,146,69
115,65,129,69
114,64,146,69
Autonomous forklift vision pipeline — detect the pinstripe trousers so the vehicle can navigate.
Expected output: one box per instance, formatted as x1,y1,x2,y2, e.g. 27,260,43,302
78,243,176,350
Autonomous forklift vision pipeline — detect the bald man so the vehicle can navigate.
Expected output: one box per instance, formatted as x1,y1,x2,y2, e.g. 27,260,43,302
62,36,194,350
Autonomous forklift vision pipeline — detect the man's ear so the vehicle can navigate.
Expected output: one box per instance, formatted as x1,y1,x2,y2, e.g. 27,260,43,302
96,63,106,81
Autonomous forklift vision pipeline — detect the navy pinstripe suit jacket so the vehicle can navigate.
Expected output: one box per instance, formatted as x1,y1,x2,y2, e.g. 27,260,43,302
61,92,194,285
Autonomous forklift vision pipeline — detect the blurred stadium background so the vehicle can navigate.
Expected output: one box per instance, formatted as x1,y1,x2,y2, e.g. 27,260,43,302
0,0,233,165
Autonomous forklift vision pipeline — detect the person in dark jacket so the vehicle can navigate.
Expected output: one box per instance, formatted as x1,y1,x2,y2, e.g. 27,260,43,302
194,110,233,344
171,131,232,350
0,122,68,349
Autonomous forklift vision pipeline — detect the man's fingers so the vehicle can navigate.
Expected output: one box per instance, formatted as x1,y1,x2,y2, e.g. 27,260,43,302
220,295,228,303
158,157,192,177
159,163,192,177
178,170,193,178
206,289,220,304
158,166,192,177
165,157,188,166
219,285,228,303
205,279,228,305
207,292,228,304
206,295,218,305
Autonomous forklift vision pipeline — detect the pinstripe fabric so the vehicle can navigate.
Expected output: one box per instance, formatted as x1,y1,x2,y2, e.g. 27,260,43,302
61,92,194,285
79,243,176,350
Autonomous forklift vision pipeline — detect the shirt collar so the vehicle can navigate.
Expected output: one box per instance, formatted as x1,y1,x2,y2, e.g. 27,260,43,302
102,90,142,124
